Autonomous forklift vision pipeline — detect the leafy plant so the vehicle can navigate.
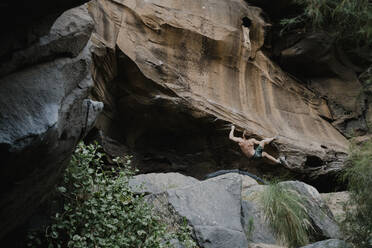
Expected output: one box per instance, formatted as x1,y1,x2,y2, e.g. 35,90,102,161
260,182,314,248
341,140,372,248
280,0,372,54
27,142,196,248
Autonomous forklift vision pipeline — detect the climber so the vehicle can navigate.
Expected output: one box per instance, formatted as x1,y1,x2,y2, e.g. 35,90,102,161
229,125,286,165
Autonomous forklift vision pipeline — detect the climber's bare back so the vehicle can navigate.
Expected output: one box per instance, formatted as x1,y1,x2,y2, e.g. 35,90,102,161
238,139,255,158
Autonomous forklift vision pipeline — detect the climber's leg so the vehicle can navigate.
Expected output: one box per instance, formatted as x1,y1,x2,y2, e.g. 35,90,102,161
262,152,280,164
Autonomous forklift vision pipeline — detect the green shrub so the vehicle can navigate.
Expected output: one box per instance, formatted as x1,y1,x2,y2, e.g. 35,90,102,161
260,182,314,248
342,140,372,248
27,142,196,248
280,0,372,54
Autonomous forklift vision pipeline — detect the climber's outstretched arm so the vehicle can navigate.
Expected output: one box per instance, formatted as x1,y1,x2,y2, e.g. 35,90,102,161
250,138,261,145
242,130,247,139
229,125,244,143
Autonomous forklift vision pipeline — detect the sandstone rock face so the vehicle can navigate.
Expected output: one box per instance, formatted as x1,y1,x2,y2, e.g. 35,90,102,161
0,4,101,239
89,0,348,181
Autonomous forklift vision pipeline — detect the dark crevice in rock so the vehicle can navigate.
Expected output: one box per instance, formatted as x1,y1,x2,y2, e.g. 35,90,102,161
242,17,252,28
303,173,347,193
305,155,323,168
244,0,302,22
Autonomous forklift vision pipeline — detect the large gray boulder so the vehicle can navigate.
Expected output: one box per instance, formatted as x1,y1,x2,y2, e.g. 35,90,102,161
241,184,278,245
147,173,248,248
242,200,277,244
168,173,248,248
0,4,101,238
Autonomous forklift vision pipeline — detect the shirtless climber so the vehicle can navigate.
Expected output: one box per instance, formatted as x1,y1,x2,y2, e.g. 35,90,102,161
229,125,286,165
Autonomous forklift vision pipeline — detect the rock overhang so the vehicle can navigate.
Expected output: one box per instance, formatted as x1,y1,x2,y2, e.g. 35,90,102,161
89,0,349,180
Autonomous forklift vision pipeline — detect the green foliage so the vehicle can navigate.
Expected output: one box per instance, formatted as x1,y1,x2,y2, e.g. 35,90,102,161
260,182,314,248
280,0,372,51
342,140,372,248
27,142,196,248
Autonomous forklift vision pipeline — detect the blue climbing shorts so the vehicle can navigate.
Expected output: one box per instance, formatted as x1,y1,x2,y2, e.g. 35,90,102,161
253,145,263,159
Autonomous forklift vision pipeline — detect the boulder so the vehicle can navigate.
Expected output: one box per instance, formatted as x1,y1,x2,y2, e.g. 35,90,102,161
241,184,279,245
321,191,350,223
88,0,348,182
280,181,341,239
129,172,199,194
299,239,351,248
241,181,341,246
0,4,101,239
168,173,248,248
242,200,277,244
147,173,248,248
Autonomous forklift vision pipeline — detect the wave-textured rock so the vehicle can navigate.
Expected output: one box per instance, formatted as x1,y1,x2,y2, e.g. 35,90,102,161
0,4,101,239
88,0,348,180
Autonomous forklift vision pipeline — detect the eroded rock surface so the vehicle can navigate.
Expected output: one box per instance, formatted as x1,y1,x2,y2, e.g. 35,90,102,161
0,4,101,239
88,0,348,181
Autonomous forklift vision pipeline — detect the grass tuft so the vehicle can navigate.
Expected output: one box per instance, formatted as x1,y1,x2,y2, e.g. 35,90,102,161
261,182,314,248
